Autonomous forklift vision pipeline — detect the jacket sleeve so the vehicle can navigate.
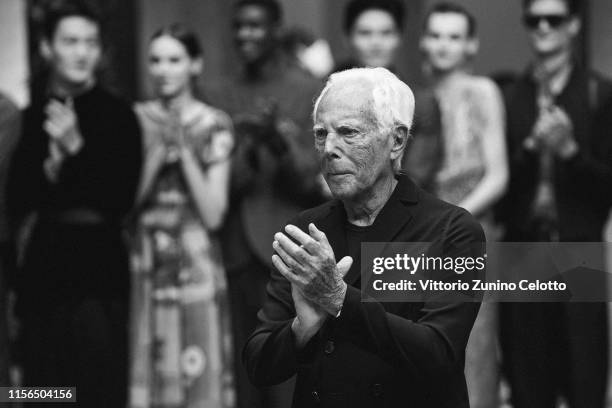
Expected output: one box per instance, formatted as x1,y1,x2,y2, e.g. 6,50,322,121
563,95,612,206
333,209,483,380
6,107,50,231
242,215,321,386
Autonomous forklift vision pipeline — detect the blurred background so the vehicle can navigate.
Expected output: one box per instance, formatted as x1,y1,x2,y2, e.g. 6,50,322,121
1,0,612,107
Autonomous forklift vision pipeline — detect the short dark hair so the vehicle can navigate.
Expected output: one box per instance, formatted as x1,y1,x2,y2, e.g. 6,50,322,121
424,2,477,37
522,0,582,16
151,24,203,59
234,0,283,25
42,0,103,40
344,0,405,34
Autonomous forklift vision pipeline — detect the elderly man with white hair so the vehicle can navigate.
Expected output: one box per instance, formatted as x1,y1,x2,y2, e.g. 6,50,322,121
243,67,484,408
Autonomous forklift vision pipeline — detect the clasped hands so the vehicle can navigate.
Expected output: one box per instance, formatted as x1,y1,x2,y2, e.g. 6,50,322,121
272,223,353,347
524,105,578,159
43,98,84,182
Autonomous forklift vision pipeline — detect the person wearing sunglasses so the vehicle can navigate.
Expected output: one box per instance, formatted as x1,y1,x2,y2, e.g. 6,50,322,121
498,0,612,406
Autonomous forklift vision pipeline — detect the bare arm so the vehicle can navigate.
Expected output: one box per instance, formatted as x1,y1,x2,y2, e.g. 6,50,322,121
459,80,509,217
180,129,233,231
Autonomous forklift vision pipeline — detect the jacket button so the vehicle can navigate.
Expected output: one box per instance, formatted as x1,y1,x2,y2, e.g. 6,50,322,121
311,391,320,402
372,383,383,397
324,340,335,354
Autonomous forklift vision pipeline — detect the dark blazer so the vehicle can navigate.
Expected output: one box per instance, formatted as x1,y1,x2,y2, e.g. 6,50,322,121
499,66,612,241
243,174,484,408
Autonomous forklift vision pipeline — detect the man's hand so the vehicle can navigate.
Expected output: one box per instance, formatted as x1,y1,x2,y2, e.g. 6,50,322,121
289,284,326,348
272,223,352,316
529,106,578,159
44,98,83,155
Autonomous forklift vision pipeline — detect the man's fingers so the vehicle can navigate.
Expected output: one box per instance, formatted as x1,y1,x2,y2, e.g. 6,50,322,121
275,232,310,263
273,240,304,273
46,100,69,119
308,223,329,245
337,256,353,278
284,224,319,253
44,121,62,138
272,255,304,286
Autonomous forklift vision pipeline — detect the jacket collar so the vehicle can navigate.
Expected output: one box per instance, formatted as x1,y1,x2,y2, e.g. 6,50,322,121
316,173,419,285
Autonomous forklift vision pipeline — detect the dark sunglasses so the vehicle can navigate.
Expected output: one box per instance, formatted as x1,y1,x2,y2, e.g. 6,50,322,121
523,14,570,29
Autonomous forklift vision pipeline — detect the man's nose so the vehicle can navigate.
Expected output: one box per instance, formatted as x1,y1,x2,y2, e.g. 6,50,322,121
324,132,342,158
74,42,90,57
537,19,552,32
237,26,255,40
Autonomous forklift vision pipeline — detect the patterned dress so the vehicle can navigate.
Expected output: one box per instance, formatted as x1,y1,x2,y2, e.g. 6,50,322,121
435,76,489,204
432,74,505,408
129,100,235,408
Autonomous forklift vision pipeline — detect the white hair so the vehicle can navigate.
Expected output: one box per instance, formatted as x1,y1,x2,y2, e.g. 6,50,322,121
312,67,415,172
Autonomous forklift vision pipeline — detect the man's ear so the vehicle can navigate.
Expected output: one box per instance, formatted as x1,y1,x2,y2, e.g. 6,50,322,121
568,16,581,37
390,124,409,159
40,38,52,61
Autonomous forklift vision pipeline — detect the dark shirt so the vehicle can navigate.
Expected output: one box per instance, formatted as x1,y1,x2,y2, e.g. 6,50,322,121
345,221,369,267
7,85,142,229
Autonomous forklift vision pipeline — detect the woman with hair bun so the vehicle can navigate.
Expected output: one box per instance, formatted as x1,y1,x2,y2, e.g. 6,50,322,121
129,24,235,408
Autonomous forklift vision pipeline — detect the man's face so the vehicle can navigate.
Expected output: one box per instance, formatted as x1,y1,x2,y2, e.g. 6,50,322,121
233,5,276,64
43,16,101,87
524,0,579,56
313,82,395,201
349,9,401,69
421,12,473,73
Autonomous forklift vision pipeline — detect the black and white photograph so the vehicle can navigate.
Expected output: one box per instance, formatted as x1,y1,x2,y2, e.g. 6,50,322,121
0,0,611,407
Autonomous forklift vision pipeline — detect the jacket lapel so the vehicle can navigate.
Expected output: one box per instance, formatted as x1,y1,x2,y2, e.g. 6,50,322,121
345,175,419,285
312,175,420,286
313,199,349,261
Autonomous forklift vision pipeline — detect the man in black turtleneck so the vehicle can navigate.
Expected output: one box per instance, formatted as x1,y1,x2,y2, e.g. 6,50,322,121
498,0,612,406
6,3,141,406
203,1,322,406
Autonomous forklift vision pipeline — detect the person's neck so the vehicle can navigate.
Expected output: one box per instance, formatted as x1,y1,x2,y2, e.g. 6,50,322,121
160,89,195,116
49,75,95,98
429,66,466,91
343,175,398,227
533,48,572,79
243,51,280,80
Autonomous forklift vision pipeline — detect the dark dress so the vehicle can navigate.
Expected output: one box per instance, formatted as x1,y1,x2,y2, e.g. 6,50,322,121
6,85,142,407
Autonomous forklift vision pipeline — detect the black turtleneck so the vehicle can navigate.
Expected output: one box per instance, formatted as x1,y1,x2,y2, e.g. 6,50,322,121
7,85,142,229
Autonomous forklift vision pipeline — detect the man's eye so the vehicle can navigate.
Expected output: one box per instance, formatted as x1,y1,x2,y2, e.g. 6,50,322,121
338,127,358,137
314,129,327,140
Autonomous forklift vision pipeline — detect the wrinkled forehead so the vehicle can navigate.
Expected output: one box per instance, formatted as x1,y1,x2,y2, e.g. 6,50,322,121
314,79,376,123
